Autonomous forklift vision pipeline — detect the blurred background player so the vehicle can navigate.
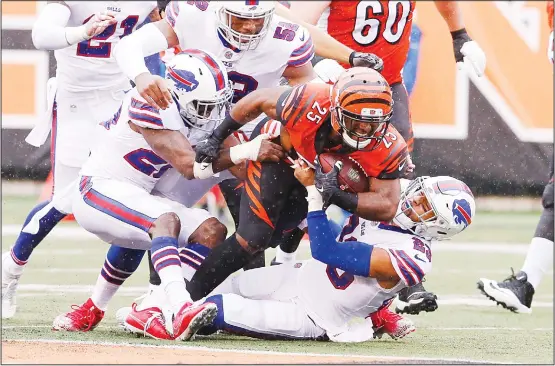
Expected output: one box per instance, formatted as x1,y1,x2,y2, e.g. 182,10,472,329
476,1,554,314
287,0,486,314
1,0,159,320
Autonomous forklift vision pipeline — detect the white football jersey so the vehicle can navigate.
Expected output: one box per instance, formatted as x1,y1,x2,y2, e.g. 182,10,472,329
297,216,433,336
165,1,314,105
81,88,213,193
55,1,156,92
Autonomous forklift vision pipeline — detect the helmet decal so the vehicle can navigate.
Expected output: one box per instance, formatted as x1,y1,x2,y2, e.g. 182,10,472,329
167,67,199,92
452,199,472,228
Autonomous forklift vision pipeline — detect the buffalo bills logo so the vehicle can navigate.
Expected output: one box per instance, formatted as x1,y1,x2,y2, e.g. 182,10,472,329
452,199,472,228
167,67,199,92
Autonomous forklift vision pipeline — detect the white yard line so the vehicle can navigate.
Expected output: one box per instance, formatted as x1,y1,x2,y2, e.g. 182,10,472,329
2,224,532,254
1,338,503,364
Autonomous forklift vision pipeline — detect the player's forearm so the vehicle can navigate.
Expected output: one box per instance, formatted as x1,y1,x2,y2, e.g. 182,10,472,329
113,23,169,82
32,3,85,50
306,209,372,277
434,0,465,32
355,190,398,221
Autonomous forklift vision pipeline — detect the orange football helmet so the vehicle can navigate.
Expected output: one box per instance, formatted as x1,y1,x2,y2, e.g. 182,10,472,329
330,67,394,150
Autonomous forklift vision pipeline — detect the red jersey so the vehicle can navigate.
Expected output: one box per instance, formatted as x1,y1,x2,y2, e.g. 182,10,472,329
274,83,408,179
326,0,416,85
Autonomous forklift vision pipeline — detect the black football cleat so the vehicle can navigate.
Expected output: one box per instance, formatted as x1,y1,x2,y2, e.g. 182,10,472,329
394,282,438,315
477,269,534,314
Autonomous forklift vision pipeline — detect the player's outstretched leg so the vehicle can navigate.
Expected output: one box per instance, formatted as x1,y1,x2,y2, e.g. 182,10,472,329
53,245,145,331
477,175,553,313
2,200,67,319
394,282,438,315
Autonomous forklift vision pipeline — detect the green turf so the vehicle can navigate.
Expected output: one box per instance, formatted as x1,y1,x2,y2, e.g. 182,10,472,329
1,194,553,363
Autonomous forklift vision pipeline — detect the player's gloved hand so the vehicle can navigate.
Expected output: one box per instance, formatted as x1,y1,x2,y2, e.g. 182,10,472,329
84,11,117,39
195,134,224,165
315,159,344,210
349,52,384,73
134,73,173,110
451,28,486,77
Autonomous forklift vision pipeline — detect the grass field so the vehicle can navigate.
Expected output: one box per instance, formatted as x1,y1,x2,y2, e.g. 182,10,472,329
1,194,553,364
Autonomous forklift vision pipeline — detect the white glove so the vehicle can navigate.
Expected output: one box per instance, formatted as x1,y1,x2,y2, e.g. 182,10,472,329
457,41,487,77
84,11,117,39
313,59,345,85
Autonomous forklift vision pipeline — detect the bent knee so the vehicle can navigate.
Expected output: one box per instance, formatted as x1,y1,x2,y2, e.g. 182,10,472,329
150,212,181,238
189,218,227,248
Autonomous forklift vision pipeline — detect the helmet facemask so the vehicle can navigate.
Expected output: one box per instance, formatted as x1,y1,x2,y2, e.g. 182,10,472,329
333,103,393,150
217,5,274,51
171,83,233,133
393,177,449,240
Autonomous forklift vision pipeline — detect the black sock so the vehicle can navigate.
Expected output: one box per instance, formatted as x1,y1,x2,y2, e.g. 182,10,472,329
148,250,162,286
187,235,253,301
279,227,305,253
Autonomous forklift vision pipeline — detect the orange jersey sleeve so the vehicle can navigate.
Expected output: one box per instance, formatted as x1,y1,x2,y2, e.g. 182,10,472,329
275,83,333,164
349,125,408,179
326,0,416,85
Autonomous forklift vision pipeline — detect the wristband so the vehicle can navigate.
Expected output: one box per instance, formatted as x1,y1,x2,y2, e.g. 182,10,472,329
450,28,469,40
306,185,324,212
332,190,358,214
348,51,356,67
64,25,89,45
213,114,243,141
193,161,215,179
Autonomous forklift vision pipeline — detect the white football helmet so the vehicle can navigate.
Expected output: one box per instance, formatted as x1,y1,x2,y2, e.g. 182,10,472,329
393,176,476,241
165,49,233,132
217,1,275,51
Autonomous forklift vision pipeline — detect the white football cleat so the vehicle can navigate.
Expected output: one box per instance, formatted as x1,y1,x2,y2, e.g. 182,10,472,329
2,252,21,319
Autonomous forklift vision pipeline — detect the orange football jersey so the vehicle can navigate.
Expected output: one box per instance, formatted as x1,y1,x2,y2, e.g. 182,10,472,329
274,83,408,179
326,0,416,85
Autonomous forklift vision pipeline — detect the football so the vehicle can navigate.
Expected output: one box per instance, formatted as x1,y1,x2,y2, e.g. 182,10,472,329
318,153,369,193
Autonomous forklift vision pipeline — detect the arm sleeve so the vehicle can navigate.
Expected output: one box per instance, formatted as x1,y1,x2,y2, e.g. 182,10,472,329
128,94,165,129
307,210,373,277
113,22,169,81
287,28,315,68
31,3,77,50
385,240,431,287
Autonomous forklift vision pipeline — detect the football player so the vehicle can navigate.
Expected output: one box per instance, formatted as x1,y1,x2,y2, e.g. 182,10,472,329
141,170,476,342
2,0,160,320
476,1,554,314
287,0,487,314
112,0,386,301
187,67,409,302
50,50,284,339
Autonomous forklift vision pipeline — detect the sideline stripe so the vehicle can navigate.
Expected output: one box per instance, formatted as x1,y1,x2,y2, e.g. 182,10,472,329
1,339,503,364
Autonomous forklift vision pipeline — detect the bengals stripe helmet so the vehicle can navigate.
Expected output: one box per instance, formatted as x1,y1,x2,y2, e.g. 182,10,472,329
330,67,394,150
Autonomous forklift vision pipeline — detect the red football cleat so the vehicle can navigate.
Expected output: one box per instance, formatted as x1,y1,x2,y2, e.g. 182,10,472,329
52,298,105,332
172,301,217,341
121,302,172,340
369,307,416,340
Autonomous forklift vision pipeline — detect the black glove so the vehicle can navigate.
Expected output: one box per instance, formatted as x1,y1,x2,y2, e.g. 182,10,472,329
315,159,342,209
451,28,472,63
195,134,224,164
349,52,384,73
314,158,359,213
